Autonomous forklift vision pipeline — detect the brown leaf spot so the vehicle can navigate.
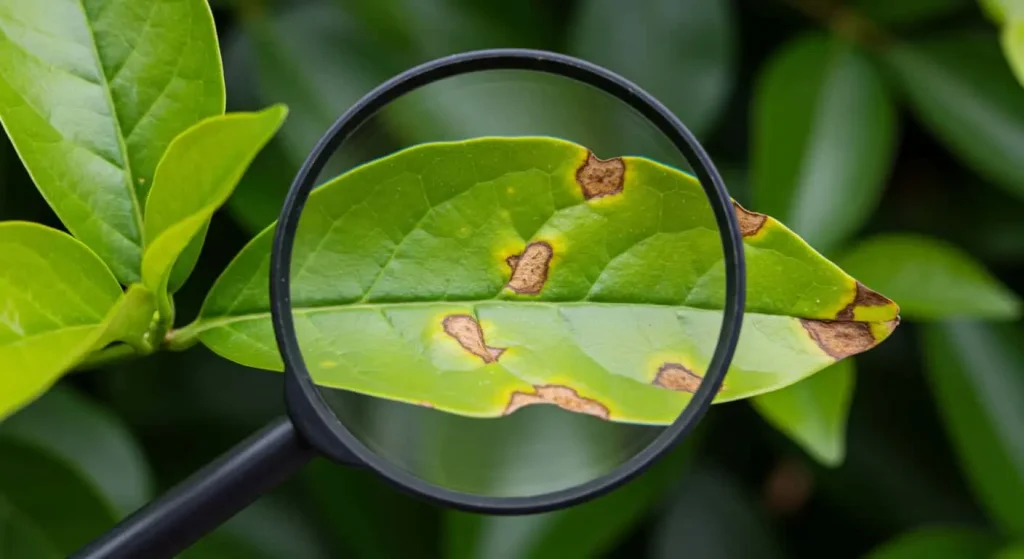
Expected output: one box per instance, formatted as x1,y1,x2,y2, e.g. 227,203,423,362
576,151,625,200
733,201,768,237
503,385,610,420
800,319,876,360
653,362,725,394
836,282,894,320
506,242,553,295
442,315,505,363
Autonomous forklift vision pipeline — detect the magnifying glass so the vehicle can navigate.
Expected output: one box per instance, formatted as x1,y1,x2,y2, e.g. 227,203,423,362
73,48,746,559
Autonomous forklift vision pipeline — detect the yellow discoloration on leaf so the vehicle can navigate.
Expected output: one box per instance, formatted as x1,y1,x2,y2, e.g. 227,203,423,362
733,201,768,237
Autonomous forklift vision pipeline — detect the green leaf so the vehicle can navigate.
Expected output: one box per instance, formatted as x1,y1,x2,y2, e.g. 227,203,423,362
885,31,1024,200
753,34,897,254
0,222,157,420
997,544,1024,559
141,106,287,316
226,138,296,234
650,467,782,559
568,0,736,139
752,359,855,466
0,0,225,283
865,527,1001,558
838,234,1021,320
856,0,968,24
183,496,332,559
0,498,62,559
923,321,1024,536
0,440,117,554
0,387,153,515
981,0,1024,21
1003,19,1024,87
180,137,899,423
448,440,693,559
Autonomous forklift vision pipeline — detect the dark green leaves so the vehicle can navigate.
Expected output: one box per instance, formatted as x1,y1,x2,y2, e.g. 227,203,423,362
752,360,855,466
0,223,157,420
866,527,1001,558
569,0,737,139
924,322,1024,535
142,106,287,316
0,0,225,283
885,31,1024,200
839,234,1021,320
981,0,1024,87
753,34,896,254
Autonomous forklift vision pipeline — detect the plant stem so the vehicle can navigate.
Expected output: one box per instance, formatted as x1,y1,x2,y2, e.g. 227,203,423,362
163,321,206,352
76,344,141,371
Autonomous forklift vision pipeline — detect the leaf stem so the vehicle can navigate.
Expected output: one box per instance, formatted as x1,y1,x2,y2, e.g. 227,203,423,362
163,322,205,352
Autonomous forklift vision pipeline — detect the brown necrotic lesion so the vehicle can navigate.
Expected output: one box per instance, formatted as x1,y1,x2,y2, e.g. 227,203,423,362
503,385,610,420
505,241,553,295
576,151,625,200
732,201,767,237
442,314,505,363
836,282,894,320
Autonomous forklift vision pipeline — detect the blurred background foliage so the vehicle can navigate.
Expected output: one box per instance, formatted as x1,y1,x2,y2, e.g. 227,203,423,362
3,0,1024,557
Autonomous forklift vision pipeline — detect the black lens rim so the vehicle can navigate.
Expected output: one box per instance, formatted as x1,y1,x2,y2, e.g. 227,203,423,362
271,48,746,514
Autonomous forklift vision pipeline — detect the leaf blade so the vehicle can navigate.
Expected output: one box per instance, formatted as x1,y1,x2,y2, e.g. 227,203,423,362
142,106,287,309
752,359,855,466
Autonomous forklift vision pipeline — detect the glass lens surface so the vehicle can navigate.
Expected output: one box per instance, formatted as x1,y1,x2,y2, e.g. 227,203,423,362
288,69,725,498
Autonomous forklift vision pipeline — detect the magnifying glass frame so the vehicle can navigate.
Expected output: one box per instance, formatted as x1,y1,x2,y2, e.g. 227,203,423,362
72,48,746,559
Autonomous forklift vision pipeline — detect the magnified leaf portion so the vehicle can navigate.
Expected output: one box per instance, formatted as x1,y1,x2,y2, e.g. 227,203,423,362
185,137,899,424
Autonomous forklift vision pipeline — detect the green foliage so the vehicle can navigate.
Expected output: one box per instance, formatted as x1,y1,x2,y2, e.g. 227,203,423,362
752,360,855,466
753,34,896,254
924,322,1024,536
839,234,1022,320
1,0,1024,556
0,0,224,283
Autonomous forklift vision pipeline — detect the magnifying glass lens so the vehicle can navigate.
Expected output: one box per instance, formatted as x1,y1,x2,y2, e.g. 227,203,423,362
288,69,726,498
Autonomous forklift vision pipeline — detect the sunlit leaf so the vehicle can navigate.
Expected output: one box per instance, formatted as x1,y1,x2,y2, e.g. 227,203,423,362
839,234,1021,320
865,527,1001,558
753,34,896,254
0,223,157,420
752,360,855,466
178,137,899,423
568,0,737,139
885,31,1024,200
0,0,224,283
142,106,287,315
923,321,1024,536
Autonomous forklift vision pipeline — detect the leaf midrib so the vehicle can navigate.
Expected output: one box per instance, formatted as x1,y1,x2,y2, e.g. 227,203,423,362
73,0,145,249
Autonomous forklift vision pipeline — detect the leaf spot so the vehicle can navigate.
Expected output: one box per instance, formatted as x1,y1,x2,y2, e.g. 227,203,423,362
442,314,505,363
506,241,553,295
576,151,625,200
800,319,877,360
836,282,893,320
503,385,610,420
653,362,724,393
732,201,767,237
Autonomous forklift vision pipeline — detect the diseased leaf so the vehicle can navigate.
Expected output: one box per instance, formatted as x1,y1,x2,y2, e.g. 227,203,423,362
885,31,1024,200
0,222,157,420
838,234,1021,320
142,106,287,315
752,359,855,466
179,137,899,424
923,321,1024,536
568,0,736,139
753,34,896,254
0,387,153,515
865,527,1001,558
0,0,225,283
